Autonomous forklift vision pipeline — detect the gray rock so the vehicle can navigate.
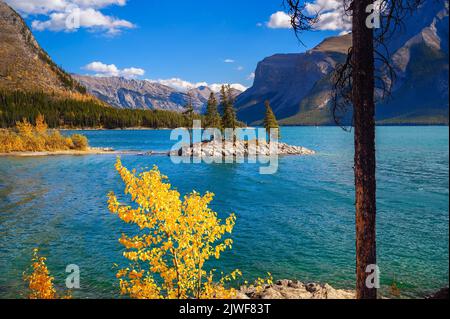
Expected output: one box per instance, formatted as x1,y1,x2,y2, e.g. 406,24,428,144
172,140,316,158
238,280,355,300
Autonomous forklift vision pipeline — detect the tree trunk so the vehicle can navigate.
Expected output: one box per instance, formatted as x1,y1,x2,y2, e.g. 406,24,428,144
352,0,377,299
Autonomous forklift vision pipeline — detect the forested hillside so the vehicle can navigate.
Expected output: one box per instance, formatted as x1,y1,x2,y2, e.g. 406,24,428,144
0,2,198,129
0,91,199,129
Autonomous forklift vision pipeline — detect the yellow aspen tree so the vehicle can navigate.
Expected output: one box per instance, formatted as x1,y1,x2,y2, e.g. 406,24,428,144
108,158,239,299
23,249,71,299
23,249,57,299
35,113,48,135
15,118,33,138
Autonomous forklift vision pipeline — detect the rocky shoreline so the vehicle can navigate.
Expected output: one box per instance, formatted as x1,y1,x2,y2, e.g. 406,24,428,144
171,140,316,157
237,280,354,299
237,280,449,300
0,147,129,157
425,287,449,299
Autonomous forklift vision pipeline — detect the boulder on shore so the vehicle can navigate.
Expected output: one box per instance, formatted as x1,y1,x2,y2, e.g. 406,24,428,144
425,288,449,299
237,280,355,300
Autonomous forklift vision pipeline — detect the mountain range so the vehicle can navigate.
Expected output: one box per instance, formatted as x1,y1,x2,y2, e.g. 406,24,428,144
73,75,242,114
235,0,449,125
1,0,448,125
0,0,241,115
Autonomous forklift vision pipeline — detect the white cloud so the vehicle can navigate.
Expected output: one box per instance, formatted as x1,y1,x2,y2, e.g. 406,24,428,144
305,0,342,15
147,78,247,93
267,11,292,29
84,61,145,78
247,72,255,80
84,61,119,75
148,78,208,92
266,1,351,32
224,59,235,63
31,8,134,34
236,66,244,71
5,0,133,35
6,0,127,14
5,0,69,15
209,83,247,93
120,67,145,78
73,0,126,9
306,0,351,31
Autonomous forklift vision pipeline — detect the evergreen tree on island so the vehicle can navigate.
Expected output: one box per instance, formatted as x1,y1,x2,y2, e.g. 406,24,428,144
183,92,195,127
220,85,237,140
183,93,195,145
263,100,280,142
205,92,222,129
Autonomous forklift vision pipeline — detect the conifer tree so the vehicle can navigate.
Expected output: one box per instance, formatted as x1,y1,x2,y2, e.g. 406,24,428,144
220,85,237,131
263,100,280,142
182,93,196,146
183,93,195,128
205,92,221,129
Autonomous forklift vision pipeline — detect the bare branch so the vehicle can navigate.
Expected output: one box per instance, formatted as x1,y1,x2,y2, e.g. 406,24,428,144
283,0,319,45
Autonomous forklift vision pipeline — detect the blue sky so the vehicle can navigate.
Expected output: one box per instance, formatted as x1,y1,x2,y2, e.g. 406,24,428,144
6,0,348,91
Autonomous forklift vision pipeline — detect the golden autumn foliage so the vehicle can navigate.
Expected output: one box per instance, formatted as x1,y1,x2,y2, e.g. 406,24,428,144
24,249,56,299
35,113,48,135
23,249,70,299
108,158,240,299
0,115,88,153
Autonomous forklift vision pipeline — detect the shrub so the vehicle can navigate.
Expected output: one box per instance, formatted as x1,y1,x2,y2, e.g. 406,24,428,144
70,134,89,150
35,113,48,135
23,249,71,299
0,117,89,153
45,131,70,151
15,118,33,137
0,130,24,152
108,159,240,299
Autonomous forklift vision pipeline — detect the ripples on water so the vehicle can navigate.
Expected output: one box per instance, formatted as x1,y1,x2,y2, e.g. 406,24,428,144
0,127,448,298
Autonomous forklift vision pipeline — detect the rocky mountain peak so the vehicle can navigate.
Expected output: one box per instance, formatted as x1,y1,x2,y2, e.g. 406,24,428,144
0,1,40,52
309,34,352,55
236,0,448,125
0,0,87,95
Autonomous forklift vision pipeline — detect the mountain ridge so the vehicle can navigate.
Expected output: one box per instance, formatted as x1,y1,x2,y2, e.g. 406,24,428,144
0,0,89,99
74,75,243,114
235,34,352,124
236,0,449,125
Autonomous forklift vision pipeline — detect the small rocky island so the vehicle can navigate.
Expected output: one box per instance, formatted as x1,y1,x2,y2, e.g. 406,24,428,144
171,140,315,157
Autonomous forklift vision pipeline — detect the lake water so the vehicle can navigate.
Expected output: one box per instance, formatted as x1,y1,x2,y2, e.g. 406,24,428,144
0,127,448,299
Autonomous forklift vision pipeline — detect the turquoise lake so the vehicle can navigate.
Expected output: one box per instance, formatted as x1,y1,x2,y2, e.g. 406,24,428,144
0,126,448,298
